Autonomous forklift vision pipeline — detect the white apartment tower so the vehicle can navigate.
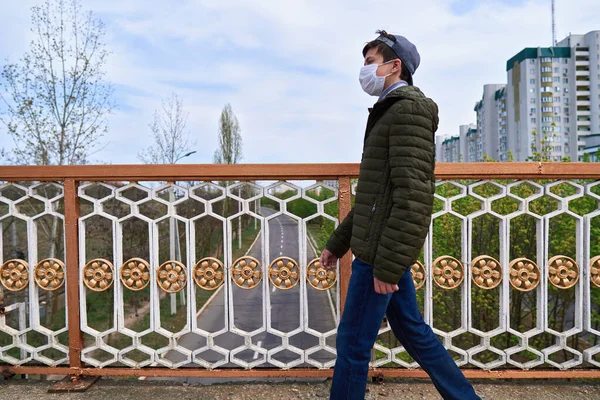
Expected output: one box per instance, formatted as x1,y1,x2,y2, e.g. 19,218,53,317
556,31,600,160
438,124,476,162
460,123,476,162
436,134,450,162
506,31,600,161
495,87,509,160
441,135,460,162
474,84,506,161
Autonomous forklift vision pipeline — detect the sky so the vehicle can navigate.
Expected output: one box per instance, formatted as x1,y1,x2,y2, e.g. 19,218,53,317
0,0,599,165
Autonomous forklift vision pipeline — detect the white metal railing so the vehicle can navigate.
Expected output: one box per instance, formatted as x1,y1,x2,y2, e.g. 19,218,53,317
0,167,599,373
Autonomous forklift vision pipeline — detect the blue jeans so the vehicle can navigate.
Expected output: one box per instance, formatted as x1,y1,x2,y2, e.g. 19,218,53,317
330,258,479,400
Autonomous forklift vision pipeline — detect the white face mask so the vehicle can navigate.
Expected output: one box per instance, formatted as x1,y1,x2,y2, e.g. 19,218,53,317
359,60,394,96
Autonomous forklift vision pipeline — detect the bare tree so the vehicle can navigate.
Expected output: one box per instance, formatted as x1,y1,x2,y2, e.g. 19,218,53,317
138,93,195,315
138,93,195,164
213,104,242,164
0,0,114,166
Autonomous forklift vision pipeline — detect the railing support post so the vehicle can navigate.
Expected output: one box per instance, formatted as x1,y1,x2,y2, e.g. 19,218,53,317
51,179,101,392
338,177,352,316
64,179,83,369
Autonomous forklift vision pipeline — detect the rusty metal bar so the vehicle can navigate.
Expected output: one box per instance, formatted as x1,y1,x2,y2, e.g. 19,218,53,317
337,176,352,315
64,179,83,369
1,162,599,182
3,366,600,379
0,163,359,182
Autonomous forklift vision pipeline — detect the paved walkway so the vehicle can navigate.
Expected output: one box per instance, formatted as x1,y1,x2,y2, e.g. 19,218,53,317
1,378,600,400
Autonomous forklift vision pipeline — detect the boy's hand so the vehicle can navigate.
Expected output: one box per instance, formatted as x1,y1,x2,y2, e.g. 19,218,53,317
374,277,398,294
320,249,338,270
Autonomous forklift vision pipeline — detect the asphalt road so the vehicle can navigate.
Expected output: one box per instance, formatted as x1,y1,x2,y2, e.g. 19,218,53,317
165,207,337,369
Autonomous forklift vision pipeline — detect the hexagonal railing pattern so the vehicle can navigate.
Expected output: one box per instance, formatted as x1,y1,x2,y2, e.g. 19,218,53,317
1,178,600,372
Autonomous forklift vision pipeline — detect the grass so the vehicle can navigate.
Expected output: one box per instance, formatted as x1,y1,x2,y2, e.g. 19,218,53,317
306,223,330,255
232,222,261,261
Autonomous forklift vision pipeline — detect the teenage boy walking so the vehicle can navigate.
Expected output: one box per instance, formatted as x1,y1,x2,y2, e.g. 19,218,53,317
320,30,480,400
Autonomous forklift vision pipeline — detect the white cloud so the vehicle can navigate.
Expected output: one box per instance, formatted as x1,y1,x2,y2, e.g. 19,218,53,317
0,0,599,165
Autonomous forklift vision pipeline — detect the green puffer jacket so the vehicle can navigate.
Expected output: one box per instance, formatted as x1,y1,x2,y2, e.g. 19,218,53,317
325,85,438,284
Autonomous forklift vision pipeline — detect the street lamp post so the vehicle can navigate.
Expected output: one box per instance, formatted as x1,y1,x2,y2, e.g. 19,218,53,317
169,151,197,315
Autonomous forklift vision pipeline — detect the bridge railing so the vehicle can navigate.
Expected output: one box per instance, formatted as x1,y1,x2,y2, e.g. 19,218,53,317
0,162,599,379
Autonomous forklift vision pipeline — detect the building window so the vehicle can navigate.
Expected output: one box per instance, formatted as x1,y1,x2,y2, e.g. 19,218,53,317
554,77,561,83
555,116,561,122
554,96,561,102
564,88,569,93
555,86,561,92
530,79,536,84
530,98,536,104
564,107,569,113
564,98,569,104
530,108,536,114
530,88,535,93
564,68,569,74
554,67,560,73
555,127,561,133
565,59,569,64
530,68,536,74
554,106,561,113
541,57,551,62
565,117,570,123
564,78,569,84
530,59,536,64
542,97,552,102
531,117,537,123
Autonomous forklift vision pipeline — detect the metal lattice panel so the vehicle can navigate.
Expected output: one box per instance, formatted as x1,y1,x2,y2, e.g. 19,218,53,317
1,178,599,372
0,182,68,366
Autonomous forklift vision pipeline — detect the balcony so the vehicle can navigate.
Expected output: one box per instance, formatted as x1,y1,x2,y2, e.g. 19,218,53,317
576,70,590,76
577,100,591,106
577,90,591,96
576,60,590,67
1,163,600,379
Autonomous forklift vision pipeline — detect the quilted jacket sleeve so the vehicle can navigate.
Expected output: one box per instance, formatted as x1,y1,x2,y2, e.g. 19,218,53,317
373,100,437,284
325,207,354,258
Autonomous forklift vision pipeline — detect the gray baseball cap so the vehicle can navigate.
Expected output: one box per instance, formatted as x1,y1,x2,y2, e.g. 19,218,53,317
375,34,420,85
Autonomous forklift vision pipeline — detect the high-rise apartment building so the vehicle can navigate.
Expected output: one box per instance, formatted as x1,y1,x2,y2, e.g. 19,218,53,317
438,30,600,163
506,31,600,161
496,87,509,160
557,31,600,161
438,124,476,162
474,84,506,161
